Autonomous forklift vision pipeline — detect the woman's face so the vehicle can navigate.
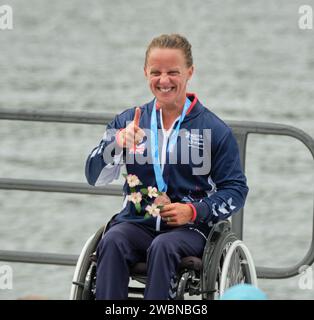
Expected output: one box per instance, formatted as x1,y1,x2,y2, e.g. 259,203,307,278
144,48,194,109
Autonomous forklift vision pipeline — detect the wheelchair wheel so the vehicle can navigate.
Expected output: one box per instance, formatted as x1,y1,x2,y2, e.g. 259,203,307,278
69,225,106,300
203,231,257,300
219,239,257,297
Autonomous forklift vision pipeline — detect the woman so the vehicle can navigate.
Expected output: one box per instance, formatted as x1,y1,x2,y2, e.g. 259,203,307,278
85,34,248,299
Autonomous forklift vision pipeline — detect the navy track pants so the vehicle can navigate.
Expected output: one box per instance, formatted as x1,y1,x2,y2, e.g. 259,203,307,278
95,222,206,300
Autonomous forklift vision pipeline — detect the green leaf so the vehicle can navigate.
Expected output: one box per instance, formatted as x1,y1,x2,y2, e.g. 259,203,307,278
140,188,148,195
122,173,128,178
157,191,163,195
144,213,151,219
135,202,141,213
130,187,136,193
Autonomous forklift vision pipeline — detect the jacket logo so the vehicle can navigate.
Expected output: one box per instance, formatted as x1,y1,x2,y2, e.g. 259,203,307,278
185,132,204,150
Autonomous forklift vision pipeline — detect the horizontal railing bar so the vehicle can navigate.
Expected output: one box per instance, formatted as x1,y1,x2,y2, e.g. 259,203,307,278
0,108,313,151
0,250,78,266
0,249,309,275
0,178,123,196
0,108,112,125
256,266,299,280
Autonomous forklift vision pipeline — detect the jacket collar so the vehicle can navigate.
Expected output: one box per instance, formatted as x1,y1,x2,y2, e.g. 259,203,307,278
155,93,198,114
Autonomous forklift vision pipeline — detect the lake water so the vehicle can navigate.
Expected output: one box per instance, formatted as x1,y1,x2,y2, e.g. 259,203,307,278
0,0,314,299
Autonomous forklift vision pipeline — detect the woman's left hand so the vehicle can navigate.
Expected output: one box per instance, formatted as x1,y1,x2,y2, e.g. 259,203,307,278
160,203,194,226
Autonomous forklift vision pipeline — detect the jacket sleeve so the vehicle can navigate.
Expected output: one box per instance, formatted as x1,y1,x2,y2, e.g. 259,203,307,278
191,129,249,224
85,112,129,186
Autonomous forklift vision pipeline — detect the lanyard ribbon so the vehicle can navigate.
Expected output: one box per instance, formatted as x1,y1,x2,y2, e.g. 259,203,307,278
150,97,191,192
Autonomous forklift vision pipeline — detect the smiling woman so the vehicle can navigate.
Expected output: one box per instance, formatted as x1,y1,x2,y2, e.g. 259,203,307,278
85,33,248,300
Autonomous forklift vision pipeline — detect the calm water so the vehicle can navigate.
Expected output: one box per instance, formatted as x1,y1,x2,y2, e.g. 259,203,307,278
0,0,314,299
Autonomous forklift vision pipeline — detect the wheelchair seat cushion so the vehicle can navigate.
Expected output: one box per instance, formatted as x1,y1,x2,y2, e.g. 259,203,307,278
129,256,202,276
130,262,147,275
179,256,202,271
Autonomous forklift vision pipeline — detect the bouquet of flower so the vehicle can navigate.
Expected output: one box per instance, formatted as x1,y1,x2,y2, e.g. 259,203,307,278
123,174,171,218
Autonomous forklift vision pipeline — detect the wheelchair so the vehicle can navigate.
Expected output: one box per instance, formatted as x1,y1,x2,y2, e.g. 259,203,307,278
70,219,257,300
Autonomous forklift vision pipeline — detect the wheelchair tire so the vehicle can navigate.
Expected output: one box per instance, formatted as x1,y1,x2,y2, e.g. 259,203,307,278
219,239,258,297
203,231,257,300
69,225,106,300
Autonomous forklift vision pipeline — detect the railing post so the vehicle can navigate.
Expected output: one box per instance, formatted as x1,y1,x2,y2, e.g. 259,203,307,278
230,130,248,240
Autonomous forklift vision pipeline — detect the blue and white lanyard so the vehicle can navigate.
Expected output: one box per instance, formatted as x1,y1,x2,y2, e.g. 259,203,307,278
150,97,191,192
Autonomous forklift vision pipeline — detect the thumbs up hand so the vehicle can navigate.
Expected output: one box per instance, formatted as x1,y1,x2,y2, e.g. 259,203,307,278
117,107,146,149
133,107,141,128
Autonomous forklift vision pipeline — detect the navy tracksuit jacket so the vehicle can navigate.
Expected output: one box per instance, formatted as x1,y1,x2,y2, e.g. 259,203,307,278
85,93,248,299
85,93,248,235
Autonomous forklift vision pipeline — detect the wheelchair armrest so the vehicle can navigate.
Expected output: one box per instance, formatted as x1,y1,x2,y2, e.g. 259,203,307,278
201,220,232,264
207,220,231,242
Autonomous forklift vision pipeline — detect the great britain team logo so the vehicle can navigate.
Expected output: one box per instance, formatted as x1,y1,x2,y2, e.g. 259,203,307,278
185,131,204,150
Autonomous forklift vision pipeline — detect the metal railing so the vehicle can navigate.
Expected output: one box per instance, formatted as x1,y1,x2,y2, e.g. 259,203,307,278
0,108,314,279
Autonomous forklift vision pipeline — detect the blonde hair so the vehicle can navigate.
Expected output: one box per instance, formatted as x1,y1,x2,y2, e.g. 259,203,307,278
144,34,193,68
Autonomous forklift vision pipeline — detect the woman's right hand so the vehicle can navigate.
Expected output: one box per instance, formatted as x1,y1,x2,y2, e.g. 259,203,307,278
117,107,146,149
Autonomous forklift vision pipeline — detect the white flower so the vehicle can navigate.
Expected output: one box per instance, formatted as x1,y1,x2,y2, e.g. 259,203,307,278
145,203,160,217
126,174,140,187
147,186,158,198
127,192,142,204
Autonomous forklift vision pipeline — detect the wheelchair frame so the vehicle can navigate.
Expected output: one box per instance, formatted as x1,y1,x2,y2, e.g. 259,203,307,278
70,219,257,300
